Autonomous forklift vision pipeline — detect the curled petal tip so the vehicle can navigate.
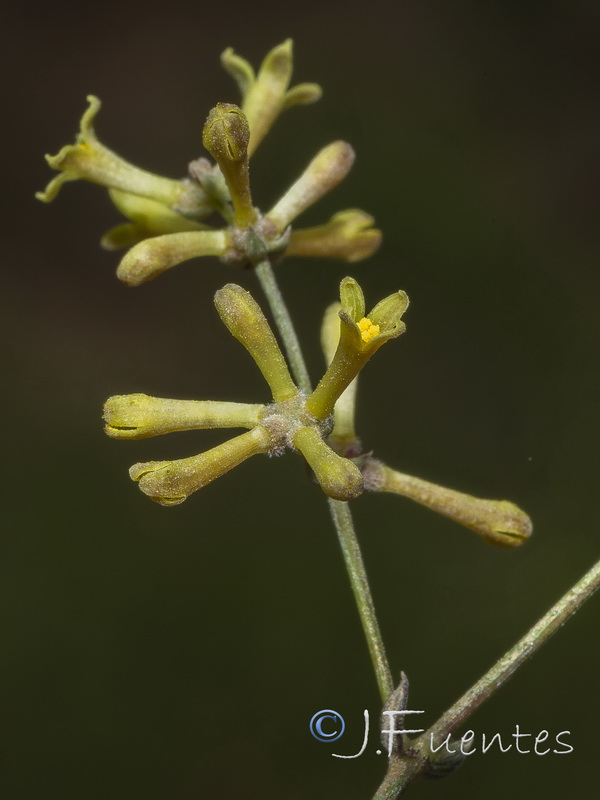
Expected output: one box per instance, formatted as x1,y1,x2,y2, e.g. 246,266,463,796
37,95,209,213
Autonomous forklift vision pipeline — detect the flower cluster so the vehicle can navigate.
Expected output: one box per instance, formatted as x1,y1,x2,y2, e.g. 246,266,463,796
37,40,381,286
41,39,532,548
103,278,408,505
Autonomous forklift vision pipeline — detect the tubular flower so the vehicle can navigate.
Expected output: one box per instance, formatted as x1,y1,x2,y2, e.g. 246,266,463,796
101,189,211,251
318,303,533,548
36,95,210,218
286,210,382,263
116,229,230,286
104,278,405,506
306,277,409,420
37,43,381,286
221,39,322,156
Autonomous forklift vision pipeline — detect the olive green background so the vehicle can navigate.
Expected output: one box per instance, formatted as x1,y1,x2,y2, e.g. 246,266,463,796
2,0,599,797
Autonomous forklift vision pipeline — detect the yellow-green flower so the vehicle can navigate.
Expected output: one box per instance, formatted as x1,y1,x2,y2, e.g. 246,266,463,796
221,39,322,156
36,96,210,218
286,210,382,263
37,43,381,286
318,300,532,548
306,277,409,419
104,278,404,506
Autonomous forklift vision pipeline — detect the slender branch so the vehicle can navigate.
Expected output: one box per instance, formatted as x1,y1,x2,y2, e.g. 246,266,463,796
426,555,600,740
252,258,393,702
328,498,394,702
372,555,600,798
254,259,312,395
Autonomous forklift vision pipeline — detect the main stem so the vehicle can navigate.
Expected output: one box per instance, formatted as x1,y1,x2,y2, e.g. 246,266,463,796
253,259,393,701
328,499,394,702
372,555,600,798
254,259,312,395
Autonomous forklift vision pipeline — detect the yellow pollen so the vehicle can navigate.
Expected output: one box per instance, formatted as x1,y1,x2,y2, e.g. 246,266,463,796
358,317,380,343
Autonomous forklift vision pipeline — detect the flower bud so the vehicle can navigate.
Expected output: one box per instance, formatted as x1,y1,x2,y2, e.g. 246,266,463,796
129,427,271,506
203,103,251,163
214,284,297,402
294,427,363,501
103,394,263,439
363,461,532,548
116,230,229,286
287,210,382,262
267,142,355,232
203,103,256,227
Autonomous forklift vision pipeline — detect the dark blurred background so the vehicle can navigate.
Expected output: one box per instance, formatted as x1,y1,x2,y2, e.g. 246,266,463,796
2,0,599,797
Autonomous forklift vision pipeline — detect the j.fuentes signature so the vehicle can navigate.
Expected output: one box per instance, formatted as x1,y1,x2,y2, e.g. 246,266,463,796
309,709,573,759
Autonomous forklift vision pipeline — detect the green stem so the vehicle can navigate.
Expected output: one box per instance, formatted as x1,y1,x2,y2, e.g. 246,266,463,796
254,259,312,395
328,498,394,702
253,259,393,702
372,555,600,798
427,555,600,739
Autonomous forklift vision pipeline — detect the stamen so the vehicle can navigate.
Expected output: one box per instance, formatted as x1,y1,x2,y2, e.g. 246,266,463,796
358,317,380,343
